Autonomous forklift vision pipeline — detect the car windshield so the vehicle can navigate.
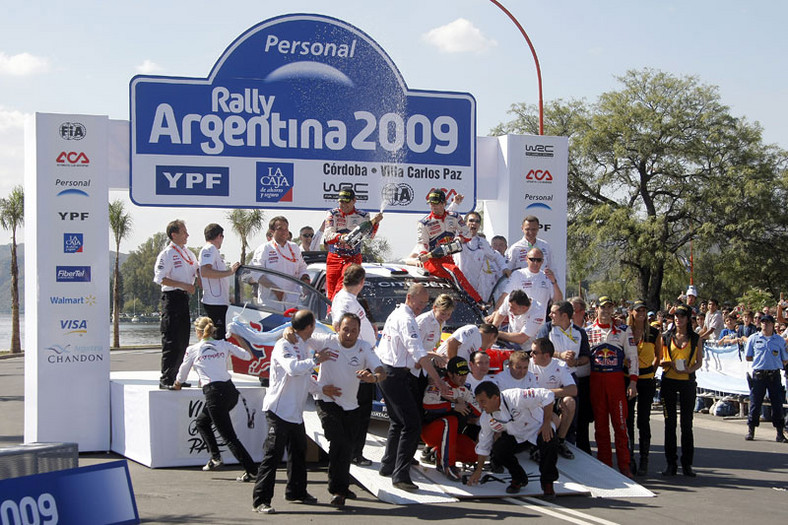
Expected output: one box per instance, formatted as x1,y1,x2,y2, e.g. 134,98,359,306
233,265,331,322
359,276,482,330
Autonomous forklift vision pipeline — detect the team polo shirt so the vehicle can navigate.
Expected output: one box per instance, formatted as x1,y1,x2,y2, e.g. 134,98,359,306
176,339,250,386
417,310,444,352
307,333,381,410
199,243,229,306
476,388,555,455
331,289,376,346
506,237,553,271
530,357,575,390
376,303,428,369
263,335,319,424
436,324,482,362
493,367,536,390
153,242,198,291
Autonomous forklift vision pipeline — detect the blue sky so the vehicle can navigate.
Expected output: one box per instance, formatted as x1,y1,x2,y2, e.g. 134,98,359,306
2,0,786,260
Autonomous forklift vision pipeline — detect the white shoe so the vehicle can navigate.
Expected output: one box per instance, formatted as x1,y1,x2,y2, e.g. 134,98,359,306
202,458,223,471
254,503,275,514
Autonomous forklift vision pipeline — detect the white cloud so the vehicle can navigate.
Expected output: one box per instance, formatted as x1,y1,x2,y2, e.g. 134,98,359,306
136,59,164,74
0,106,27,133
0,52,50,76
422,18,497,54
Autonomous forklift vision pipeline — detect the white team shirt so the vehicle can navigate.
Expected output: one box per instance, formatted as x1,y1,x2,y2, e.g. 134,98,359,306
493,367,536,390
250,240,308,305
456,235,506,300
544,323,584,375
530,358,575,390
263,335,319,424
176,339,251,386
331,289,377,346
476,388,555,455
199,243,229,306
497,300,541,341
376,303,428,369
506,268,554,321
506,237,553,271
306,333,381,411
436,324,482,362
417,310,444,352
153,242,198,291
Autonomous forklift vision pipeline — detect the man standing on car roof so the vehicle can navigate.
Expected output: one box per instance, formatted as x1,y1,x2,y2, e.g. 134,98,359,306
409,189,483,304
323,188,383,300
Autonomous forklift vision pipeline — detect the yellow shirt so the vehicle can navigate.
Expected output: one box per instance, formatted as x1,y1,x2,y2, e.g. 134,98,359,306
637,339,657,379
663,335,698,381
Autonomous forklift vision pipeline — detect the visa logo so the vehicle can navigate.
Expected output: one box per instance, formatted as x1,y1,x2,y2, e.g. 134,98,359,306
155,166,230,196
60,319,87,330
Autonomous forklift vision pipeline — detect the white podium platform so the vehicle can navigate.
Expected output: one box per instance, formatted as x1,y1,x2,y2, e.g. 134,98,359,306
110,371,266,468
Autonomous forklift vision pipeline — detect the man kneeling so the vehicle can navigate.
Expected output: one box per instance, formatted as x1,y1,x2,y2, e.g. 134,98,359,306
467,381,559,498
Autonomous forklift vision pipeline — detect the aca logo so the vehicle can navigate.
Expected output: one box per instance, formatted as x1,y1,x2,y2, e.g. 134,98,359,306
56,151,90,166
525,169,553,183
60,319,88,336
59,122,86,140
64,233,84,253
155,165,230,196
256,162,293,202
381,183,414,206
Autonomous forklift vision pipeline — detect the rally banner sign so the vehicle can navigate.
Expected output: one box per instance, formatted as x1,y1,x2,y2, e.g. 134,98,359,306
130,14,476,213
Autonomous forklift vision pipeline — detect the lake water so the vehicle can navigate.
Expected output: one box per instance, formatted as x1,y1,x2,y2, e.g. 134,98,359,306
0,313,165,350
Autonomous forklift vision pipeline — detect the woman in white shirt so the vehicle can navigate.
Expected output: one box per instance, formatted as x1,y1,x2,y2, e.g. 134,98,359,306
175,317,257,482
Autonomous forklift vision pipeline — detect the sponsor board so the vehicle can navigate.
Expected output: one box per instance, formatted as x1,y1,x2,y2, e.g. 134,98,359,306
130,14,476,212
58,211,89,221
63,233,84,253
49,294,96,305
58,121,86,140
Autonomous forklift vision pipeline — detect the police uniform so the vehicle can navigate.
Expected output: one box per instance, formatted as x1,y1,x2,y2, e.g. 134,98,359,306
154,242,198,386
745,330,788,438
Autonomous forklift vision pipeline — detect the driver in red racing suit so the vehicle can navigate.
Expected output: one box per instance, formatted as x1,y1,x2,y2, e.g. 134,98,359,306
586,296,638,478
407,189,483,303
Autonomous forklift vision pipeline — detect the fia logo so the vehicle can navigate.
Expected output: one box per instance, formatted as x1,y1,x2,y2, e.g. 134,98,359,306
381,182,414,206
59,122,86,140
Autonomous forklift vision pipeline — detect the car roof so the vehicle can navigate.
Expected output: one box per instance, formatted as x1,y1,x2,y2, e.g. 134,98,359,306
308,261,434,280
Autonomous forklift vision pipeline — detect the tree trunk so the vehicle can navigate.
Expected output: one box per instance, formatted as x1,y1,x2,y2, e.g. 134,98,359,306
646,262,664,311
113,243,121,348
10,229,21,353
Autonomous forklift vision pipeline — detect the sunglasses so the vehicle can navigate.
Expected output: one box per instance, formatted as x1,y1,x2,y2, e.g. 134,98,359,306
528,257,543,262
302,233,314,238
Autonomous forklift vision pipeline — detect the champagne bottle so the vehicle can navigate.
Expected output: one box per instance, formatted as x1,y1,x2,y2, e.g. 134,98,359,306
344,220,373,248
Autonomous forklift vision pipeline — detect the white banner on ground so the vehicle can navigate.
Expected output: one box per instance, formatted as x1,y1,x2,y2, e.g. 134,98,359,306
24,113,110,451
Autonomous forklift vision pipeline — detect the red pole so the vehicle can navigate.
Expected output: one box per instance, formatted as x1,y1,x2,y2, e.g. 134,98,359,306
488,0,544,135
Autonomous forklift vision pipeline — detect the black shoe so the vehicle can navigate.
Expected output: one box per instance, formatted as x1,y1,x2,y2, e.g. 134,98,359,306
682,465,697,477
488,460,504,473
158,383,176,390
637,458,649,476
352,456,372,466
329,494,346,507
541,481,556,500
745,427,755,441
393,480,418,491
557,441,575,460
285,493,317,504
345,490,357,500
662,464,677,476
379,466,393,477
505,480,524,494
180,382,191,388
776,432,787,443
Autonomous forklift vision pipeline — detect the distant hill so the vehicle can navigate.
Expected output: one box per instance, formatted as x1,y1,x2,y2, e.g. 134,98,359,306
0,243,130,314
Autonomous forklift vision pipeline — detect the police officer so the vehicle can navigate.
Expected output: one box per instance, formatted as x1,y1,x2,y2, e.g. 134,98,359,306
744,314,788,443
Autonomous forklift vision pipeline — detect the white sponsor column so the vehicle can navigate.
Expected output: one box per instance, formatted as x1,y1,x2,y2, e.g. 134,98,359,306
482,134,568,289
24,113,110,451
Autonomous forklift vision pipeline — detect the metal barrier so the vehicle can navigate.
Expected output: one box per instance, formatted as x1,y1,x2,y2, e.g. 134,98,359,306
0,442,78,480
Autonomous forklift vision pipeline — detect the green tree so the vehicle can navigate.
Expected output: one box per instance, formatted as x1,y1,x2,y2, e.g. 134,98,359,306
494,68,788,309
226,209,265,264
0,186,23,353
109,200,133,348
121,232,168,313
362,236,391,263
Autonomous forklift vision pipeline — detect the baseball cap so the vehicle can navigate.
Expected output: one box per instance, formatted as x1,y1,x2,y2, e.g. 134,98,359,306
427,189,446,204
338,188,355,202
632,300,647,310
686,285,698,297
760,314,775,324
447,356,469,375
597,296,614,307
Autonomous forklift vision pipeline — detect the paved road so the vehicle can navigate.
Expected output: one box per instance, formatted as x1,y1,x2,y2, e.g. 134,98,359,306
1,350,786,524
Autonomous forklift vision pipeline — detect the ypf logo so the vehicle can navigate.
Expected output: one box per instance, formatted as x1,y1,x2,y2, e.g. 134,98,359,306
59,122,86,140
58,211,89,221
256,162,293,203
155,166,230,196
525,169,553,183
381,183,414,206
56,151,90,167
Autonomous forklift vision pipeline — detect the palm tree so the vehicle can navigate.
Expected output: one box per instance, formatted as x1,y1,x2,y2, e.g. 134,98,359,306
109,200,133,348
226,209,264,264
0,186,24,353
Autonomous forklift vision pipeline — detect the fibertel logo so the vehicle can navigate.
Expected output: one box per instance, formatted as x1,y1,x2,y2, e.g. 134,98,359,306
56,266,91,282
256,162,293,202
